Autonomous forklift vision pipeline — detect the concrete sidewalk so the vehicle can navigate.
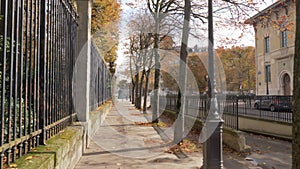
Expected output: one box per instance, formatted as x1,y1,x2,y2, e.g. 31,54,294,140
75,100,292,169
75,101,202,169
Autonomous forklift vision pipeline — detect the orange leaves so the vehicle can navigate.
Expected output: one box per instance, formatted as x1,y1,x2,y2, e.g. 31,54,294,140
285,22,294,31
165,139,201,154
92,0,120,63
134,121,168,127
251,1,296,34
216,46,256,91
134,122,154,126
238,33,244,39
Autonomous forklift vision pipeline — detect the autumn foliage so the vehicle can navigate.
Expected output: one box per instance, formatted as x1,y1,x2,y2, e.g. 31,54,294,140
91,0,121,64
217,46,256,92
92,0,120,33
159,46,256,93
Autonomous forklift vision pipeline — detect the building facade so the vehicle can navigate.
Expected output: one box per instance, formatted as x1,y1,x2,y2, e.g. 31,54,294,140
248,0,295,95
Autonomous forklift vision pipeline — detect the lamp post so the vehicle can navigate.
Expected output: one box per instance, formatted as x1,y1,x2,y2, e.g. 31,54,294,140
204,75,211,97
202,0,223,168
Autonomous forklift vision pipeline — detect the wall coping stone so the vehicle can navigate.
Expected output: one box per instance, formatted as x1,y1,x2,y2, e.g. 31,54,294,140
13,101,113,169
13,126,83,169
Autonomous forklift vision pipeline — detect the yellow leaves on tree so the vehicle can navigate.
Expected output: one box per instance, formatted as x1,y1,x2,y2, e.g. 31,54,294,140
104,45,117,63
92,0,121,33
187,53,208,92
159,47,255,93
216,46,256,92
92,0,121,63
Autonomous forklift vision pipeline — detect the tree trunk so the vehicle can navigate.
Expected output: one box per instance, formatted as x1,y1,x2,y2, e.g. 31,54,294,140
293,1,300,168
143,70,151,113
152,16,160,123
139,69,146,109
134,70,139,108
147,0,176,123
131,81,135,104
130,53,135,104
174,0,190,144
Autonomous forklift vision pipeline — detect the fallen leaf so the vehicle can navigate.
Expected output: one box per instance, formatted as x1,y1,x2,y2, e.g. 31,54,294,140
25,156,33,160
9,164,17,168
134,122,153,126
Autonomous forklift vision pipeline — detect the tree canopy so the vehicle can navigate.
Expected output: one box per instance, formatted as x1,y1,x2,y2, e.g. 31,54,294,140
91,0,121,64
217,46,256,92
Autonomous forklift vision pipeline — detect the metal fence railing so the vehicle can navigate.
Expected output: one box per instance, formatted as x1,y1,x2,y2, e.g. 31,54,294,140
235,95,293,123
160,94,293,131
89,42,112,111
160,94,239,130
0,0,78,167
0,0,114,168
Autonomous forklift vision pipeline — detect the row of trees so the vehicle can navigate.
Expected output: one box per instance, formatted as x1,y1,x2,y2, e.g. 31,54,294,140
217,46,255,93
121,0,300,168
125,0,257,136
158,46,256,94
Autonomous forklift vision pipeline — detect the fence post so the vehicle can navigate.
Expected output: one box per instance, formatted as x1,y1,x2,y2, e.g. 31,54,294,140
75,0,92,150
75,0,92,122
39,0,47,145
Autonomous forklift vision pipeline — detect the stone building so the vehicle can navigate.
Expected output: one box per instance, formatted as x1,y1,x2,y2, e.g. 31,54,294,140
247,0,295,95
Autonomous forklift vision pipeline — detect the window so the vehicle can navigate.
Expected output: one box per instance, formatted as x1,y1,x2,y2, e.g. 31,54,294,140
265,36,270,53
265,65,271,82
281,30,288,47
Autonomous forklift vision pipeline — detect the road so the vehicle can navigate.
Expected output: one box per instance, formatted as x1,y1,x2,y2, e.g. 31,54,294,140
223,101,292,123
161,99,292,124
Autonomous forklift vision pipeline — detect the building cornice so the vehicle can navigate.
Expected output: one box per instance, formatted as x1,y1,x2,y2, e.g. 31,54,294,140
245,0,291,25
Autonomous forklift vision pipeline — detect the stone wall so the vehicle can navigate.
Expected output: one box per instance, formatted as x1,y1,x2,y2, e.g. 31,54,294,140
15,101,113,169
223,128,250,152
162,110,250,152
238,116,292,139
14,126,84,169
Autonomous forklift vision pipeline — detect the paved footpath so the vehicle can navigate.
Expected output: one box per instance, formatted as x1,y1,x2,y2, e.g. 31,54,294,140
75,101,202,169
75,100,292,169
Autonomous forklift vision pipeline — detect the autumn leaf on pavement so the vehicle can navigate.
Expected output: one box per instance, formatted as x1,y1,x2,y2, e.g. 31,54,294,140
25,156,33,160
9,164,17,168
134,122,153,126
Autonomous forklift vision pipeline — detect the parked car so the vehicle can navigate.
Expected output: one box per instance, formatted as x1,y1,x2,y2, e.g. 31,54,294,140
254,96,293,112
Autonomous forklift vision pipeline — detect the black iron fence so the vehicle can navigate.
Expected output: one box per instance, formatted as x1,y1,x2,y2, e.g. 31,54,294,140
160,94,293,131
0,0,78,168
0,0,112,168
90,42,112,111
233,95,293,123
